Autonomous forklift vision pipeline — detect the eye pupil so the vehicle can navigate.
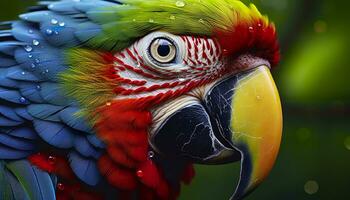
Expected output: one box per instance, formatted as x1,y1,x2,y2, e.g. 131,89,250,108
149,38,177,64
157,43,171,57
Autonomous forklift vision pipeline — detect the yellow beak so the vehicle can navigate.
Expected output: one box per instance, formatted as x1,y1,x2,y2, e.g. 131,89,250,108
230,66,283,199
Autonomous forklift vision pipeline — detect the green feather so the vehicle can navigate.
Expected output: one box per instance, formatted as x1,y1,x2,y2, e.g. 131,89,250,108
85,0,269,51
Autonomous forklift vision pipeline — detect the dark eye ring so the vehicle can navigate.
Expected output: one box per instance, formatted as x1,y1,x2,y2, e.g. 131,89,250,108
149,38,177,64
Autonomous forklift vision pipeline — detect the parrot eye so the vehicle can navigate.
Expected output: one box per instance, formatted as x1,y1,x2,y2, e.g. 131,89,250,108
149,38,177,65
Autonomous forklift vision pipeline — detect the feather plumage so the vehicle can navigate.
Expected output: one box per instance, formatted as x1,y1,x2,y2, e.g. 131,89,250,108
68,151,101,186
6,160,56,200
0,0,278,199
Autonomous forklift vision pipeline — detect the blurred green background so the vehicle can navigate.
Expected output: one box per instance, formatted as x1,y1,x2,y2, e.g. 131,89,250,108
1,0,349,199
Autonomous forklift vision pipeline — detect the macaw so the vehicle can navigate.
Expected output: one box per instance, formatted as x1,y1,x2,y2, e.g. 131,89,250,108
0,0,282,199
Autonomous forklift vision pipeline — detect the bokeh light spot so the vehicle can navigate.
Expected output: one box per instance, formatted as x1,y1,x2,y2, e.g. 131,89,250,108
304,180,319,195
344,137,350,150
314,20,327,33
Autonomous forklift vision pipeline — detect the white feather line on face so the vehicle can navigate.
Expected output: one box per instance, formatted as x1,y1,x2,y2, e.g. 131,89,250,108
112,31,223,100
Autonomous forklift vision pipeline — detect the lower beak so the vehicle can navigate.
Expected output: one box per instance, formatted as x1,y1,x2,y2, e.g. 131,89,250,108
227,66,283,199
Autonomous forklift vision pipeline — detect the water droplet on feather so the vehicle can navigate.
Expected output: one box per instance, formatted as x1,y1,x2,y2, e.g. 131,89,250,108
51,18,58,25
24,45,33,52
19,97,27,103
176,1,186,7
32,39,40,46
46,29,53,35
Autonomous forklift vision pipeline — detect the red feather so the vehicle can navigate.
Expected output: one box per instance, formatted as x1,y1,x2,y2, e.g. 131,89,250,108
215,19,280,66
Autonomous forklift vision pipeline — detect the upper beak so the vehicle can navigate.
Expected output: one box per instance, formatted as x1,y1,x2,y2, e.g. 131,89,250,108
151,65,282,199
227,66,283,199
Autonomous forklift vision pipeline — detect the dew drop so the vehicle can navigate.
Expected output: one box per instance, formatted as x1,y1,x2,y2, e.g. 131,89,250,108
19,97,27,103
28,29,33,34
179,78,186,82
51,18,58,25
148,18,154,23
169,15,176,20
21,71,26,75
28,54,33,58
35,58,40,64
45,69,49,73
32,39,40,46
24,45,33,52
175,1,186,7
248,26,254,32
46,29,53,35
31,63,36,69
48,156,56,164
136,170,144,178
132,18,136,22
57,183,65,191
148,151,155,158
59,22,65,27
54,31,59,35
106,102,112,106
36,85,41,90
198,19,205,23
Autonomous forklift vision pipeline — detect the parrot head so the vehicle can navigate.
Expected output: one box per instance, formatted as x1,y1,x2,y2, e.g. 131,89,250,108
58,0,282,199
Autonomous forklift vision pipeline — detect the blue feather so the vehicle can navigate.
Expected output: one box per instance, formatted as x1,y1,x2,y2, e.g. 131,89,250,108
74,1,119,13
11,21,43,42
68,151,101,186
87,134,105,149
6,66,41,82
6,160,56,200
59,106,94,133
0,56,17,67
40,82,73,106
19,11,53,24
0,69,20,88
0,134,35,151
28,104,63,122
14,43,68,82
33,119,75,148
74,136,102,159
0,116,23,127
6,171,30,200
0,32,12,38
0,162,16,200
75,22,102,43
40,18,81,47
19,83,45,103
48,1,79,13
0,87,30,105
15,108,34,121
0,144,32,159
0,42,24,56
8,127,38,140
0,106,23,122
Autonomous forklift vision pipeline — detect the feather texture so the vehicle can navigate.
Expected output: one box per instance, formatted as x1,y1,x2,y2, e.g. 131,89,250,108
6,160,56,200
68,151,101,186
